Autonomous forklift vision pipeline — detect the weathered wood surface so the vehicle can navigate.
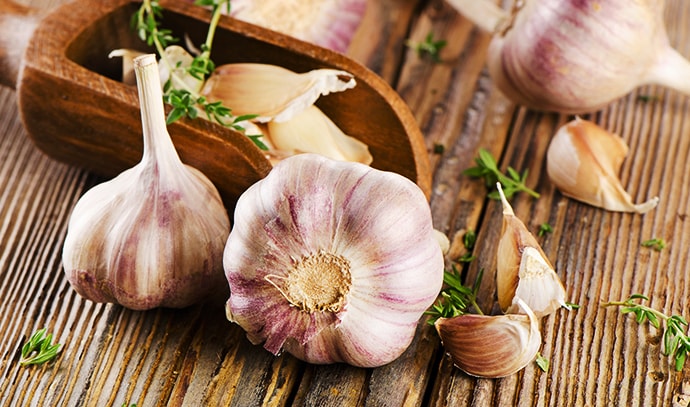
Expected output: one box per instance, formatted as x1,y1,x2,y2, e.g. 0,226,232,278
2,0,690,406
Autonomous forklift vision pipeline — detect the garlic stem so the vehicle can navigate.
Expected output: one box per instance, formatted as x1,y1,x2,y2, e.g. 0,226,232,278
134,54,182,165
646,46,690,96
446,0,511,34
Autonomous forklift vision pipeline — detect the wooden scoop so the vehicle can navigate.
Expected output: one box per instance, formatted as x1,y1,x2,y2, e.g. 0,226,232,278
0,0,431,211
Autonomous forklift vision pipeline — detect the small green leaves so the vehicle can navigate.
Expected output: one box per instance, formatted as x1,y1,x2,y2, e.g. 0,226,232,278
426,266,484,324
538,223,553,237
641,238,666,251
457,229,477,263
535,353,550,372
406,31,447,62
602,293,690,371
464,148,540,199
20,328,61,366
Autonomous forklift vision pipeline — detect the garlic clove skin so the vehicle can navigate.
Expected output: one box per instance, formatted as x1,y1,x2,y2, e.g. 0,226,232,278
546,118,659,213
62,54,230,310
201,63,356,123
108,48,145,85
157,45,205,94
434,298,542,378
266,105,373,165
223,153,444,367
450,0,690,113
496,183,568,318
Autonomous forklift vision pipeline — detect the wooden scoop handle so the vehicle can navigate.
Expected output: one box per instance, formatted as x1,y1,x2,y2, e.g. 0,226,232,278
0,1,41,89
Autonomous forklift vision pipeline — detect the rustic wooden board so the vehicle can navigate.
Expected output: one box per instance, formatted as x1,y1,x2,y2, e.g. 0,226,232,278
3,0,690,406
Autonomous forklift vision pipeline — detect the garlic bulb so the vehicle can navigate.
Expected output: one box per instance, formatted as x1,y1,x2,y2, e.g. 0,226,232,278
267,105,373,164
201,63,356,123
448,0,690,113
435,298,542,378
223,0,367,53
495,183,568,318
546,118,659,213
62,54,230,310
223,153,444,367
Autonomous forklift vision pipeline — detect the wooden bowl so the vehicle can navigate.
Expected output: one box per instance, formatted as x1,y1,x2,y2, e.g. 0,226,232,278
2,0,431,212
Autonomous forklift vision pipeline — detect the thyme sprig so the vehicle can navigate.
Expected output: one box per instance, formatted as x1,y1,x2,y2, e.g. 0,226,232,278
601,293,690,371
406,31,447,62
641,238,666,251
463,148,540,199
19,328,61,366
131,0,267,150
426,266,484,324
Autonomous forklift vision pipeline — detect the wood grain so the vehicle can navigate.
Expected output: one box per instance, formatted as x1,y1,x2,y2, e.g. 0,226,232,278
3,0,690,406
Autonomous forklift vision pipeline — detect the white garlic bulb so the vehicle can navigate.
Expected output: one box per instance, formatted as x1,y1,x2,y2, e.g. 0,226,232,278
62,54,230,310
223,153,444,367
448,0,690,113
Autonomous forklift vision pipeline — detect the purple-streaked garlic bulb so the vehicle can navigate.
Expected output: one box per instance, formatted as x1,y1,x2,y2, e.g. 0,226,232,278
61,54,230,310
223,154,444,367
448,0,690,113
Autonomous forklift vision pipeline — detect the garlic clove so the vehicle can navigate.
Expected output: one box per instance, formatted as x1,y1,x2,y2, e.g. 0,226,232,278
266,105,373,165
496,183,568,318
62,54,230,310
434,298,542,378
108,48,145,85
546,118,659,213
201,63,356,123
224,0,367,53
223,153,444,367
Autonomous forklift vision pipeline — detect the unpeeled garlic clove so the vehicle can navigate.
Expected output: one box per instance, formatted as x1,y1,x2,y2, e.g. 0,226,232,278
546,117,659,213
496,183,568,318
201,63,356,123
434,298,542,378
266,105,372,164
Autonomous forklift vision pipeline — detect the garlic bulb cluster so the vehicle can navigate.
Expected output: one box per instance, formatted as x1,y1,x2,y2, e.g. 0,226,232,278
546,118,659,213
62,54,230,310
448,0,690,113
434,183,568,378
223,154,444,367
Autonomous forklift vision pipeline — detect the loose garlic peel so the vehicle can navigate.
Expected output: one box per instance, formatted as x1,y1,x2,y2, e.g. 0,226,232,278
546,118,659,213
496,183,568,318
267,105,373,165
223,153,444,367
201,63,356,123
434,298,541,378
448,0,690,113
62,54,230,310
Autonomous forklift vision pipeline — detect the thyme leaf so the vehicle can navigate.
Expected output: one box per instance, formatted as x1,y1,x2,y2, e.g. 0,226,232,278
535,352,550,372
641,238,666,251
538,222,553,237
19,328,61,366
602,294,690,371
406,31,447,62
463,148,540,199
426,266,484,324
132,0,268,150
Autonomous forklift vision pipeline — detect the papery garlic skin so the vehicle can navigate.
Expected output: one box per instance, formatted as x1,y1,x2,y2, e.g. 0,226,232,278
434,298,541,378
62,54,230,310
449,0,690,113
223,154,443,367
496,183,568,318
546,118,659,213
201,63,356,123
266,105,373,165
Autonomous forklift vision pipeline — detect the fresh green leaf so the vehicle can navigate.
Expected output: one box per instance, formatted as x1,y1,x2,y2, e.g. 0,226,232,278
641,238,666,251
463,148,540,199
538,223,553,237
406,31,447,62
19,328,61,366
535,353,550,372
425,266,484,324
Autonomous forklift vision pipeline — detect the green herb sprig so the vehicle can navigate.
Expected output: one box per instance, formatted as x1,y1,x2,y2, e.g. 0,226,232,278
131,0,267,150
406,32,447,63
538,222,553,237
426,266,484,324
601,293,690,371
19,328,61,366
457,229,477,263
641,238,666,251
464,148,540,199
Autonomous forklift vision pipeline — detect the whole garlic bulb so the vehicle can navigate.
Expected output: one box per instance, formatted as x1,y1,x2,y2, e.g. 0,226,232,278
448,0,690,113
62,54,230,310
223,154,444,367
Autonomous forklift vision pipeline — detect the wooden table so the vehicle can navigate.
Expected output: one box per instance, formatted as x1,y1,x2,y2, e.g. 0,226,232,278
3,0,690,405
